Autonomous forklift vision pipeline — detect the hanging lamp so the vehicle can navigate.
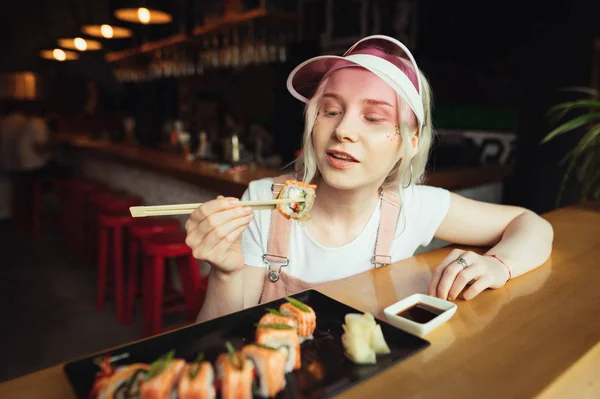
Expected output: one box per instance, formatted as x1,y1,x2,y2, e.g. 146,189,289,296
114,6,172,25
81,24,133,39
57,37,103,51
39,49,79,61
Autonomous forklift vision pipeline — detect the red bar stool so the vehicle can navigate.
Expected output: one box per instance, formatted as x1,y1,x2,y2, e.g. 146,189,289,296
124,217,181,324
86,190,127,266
141,230,207,337
29,175,60,239
10,173,29,232
61,179,105,251
95,195,143,323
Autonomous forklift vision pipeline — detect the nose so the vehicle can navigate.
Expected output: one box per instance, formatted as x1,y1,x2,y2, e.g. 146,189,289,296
333,114,359,142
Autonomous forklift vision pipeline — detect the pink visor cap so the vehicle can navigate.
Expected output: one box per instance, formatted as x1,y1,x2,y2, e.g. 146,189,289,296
286,35,424,129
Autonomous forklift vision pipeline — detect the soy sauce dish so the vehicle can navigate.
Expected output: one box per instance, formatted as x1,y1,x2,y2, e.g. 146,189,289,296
383,294,457,337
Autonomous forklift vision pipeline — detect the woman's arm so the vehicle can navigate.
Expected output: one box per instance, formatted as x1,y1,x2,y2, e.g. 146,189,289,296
196,265,265,322
436,193,554,276
428,192,554,300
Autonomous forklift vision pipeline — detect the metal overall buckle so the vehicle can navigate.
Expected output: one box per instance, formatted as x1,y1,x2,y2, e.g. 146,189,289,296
263,254,289,282
371,254,392,267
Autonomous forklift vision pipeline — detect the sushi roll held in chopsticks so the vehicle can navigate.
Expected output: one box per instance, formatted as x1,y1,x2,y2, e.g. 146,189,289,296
177,354,216,399
215,343,254,399
255,323,301,373
242,344,287,398
280,297,317,341
276,180,317,221
140,351,186,399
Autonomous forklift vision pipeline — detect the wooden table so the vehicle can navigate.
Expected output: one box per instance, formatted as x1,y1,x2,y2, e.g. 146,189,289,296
1,202,598,398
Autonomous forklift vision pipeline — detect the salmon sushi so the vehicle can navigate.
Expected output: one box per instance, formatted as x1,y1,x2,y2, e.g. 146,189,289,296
259,313,298,331
140,359,186,399
177,361,216,399
96,363,150,399
276,180,317,221
279,297,317,341
215,352,254,399
255,324,301,372
242,344,287,398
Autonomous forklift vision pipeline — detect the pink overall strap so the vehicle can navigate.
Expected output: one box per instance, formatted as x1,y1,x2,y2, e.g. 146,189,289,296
264,175,293,268
372,190,402,267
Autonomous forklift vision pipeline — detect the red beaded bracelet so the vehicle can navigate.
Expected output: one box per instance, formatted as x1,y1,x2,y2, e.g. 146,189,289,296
486,254,512,281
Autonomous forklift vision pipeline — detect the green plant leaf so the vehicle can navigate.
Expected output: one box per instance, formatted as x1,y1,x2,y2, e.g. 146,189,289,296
541,112,600,144
546,100,600,125
555,152,580,207
559,147,577,167
593,184,600,200
583,166,600,198
547,100,600,114
575,124,600,156
559,86,599,98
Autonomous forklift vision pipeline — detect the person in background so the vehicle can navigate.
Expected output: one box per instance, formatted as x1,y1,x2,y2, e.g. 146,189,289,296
0,103,27,220
18,102,70,179
0,102,27,172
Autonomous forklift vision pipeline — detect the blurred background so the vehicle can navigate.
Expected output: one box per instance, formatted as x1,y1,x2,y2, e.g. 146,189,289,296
1,0,599,383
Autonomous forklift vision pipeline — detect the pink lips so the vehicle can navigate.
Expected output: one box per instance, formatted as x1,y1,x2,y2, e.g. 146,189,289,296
326,150,359,169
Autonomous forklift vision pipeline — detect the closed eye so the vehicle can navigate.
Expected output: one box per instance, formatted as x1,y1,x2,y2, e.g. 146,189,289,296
364,114,386,123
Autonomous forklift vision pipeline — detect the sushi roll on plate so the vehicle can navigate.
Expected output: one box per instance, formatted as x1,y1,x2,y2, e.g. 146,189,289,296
215,344,254,399
259,311,299,336
95,363,150,399
276,180,317,221
255,324,301,373
177,355,216,399
279,297,317,341
242,344,287,398
140,351,186,399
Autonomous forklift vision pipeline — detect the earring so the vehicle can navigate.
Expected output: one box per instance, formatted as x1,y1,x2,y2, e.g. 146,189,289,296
395,125,400,135
402,164,413,188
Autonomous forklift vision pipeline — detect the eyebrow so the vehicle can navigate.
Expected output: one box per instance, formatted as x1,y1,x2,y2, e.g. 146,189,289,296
364,99,394,108
322,92,393,108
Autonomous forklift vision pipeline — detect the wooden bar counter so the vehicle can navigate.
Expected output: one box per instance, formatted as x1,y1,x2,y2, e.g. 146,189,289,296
60,135,514,197
1,202,598,398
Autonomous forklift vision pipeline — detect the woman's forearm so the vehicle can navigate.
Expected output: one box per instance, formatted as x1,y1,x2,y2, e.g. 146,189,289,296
486,211,554,279
196,267,245,322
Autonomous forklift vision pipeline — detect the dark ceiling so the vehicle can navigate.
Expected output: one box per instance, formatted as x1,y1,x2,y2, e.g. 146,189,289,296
0,0,195,73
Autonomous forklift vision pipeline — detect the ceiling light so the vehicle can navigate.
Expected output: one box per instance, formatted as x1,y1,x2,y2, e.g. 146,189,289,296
114,7,172,24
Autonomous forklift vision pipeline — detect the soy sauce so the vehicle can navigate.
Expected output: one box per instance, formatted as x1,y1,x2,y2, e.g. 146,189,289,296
396,302,444,323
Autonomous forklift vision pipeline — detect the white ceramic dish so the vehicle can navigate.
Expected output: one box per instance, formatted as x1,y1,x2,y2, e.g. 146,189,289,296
383,293,457,337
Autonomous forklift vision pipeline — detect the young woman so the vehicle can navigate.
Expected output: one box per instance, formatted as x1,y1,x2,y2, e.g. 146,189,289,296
185,35,553,322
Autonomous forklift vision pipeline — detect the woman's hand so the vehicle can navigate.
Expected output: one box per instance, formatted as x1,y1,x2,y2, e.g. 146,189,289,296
185,196,254,275
427,249,510,301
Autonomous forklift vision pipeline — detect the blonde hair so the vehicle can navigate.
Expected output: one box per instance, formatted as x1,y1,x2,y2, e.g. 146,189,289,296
294,68,434,192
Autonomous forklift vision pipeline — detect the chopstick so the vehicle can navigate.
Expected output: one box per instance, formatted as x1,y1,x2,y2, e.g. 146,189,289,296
129,199,305,218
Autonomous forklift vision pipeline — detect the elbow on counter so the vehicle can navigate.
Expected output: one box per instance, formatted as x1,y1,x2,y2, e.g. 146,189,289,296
530,210,555,264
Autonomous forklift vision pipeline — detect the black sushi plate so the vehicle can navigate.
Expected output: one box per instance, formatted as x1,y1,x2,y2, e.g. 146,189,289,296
64,290,430,398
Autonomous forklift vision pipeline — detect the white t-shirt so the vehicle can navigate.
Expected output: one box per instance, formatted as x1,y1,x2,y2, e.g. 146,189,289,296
241,178,451,283
0,113,27,171
19,116,49,171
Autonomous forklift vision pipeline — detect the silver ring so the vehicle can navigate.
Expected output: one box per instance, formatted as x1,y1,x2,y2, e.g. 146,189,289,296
456,257,468,270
